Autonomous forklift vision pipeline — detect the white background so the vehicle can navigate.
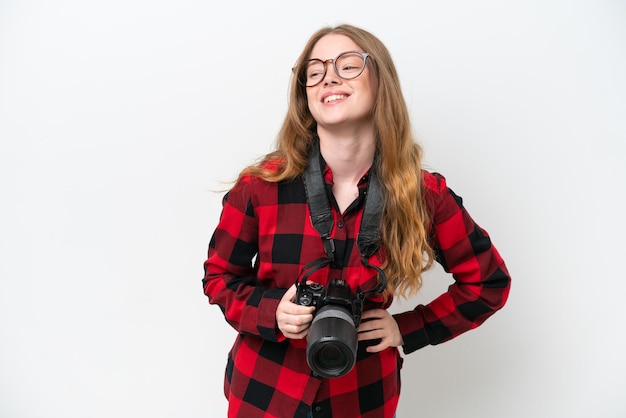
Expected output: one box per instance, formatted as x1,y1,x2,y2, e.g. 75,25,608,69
1,1,625,417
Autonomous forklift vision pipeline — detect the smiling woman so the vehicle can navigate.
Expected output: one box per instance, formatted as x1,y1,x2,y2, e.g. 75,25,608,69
1,2,624,418
302,34,379,143
201,23,511,418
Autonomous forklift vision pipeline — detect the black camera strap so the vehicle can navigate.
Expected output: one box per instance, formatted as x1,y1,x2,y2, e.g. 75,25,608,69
301,140,387,297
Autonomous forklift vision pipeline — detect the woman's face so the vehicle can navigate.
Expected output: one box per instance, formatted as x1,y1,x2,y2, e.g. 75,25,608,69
306,34,377,132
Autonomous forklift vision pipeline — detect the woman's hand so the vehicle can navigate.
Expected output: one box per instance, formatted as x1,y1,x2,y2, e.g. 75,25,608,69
357,309,404,353
276,284,315,339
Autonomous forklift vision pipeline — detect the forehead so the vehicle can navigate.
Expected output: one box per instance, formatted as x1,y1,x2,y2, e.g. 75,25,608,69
309,34,362,60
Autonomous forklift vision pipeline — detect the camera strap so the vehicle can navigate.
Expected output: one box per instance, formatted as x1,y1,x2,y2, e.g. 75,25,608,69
302,140,387,296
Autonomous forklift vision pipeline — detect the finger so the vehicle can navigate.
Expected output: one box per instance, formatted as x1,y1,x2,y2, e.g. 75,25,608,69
366,339,390,353
357,319,383,334
284,328,309,339
283,323,307,335
283,286,316,313
279,300,314,317
279,320,307,338
357,326,383,341
277,309,313,326
286,304,315,316
290,312,314,326
277,308,314,330
360,309,386,321
357,331,372,342
282,284,298,302
283,320,312,337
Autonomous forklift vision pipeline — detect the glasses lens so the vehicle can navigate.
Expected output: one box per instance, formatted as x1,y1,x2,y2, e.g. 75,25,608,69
305,60,325,87
336,52,366,80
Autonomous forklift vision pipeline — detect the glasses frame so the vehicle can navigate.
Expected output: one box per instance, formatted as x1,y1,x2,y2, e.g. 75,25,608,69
294,50,371,87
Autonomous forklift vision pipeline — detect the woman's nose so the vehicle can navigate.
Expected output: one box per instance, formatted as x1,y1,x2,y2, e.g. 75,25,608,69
322,61,341,85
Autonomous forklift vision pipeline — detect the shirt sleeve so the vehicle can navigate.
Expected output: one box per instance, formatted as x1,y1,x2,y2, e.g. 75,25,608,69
393,172,511,354
202,176,287,342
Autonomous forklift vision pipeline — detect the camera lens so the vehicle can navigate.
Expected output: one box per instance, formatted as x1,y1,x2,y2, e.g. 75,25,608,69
315,345,347,370
306,305,357,378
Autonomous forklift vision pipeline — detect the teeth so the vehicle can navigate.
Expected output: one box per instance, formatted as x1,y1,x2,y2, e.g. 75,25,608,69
324,94,346,103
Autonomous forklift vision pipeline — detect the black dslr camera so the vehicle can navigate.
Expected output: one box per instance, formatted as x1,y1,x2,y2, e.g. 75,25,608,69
295,278,364,378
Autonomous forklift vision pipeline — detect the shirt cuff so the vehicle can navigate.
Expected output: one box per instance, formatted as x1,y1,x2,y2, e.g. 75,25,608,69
257,288,288,342
393,311,430,354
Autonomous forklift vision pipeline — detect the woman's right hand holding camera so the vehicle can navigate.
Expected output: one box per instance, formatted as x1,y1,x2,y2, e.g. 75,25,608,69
276,284,315,339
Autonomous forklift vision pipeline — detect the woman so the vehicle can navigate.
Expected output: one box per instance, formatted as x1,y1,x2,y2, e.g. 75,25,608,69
203,24,511,418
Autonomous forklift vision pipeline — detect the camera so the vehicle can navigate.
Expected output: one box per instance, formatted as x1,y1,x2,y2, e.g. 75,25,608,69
295,278,364,378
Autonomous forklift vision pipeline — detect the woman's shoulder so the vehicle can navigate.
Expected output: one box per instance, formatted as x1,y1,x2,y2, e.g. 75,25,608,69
420,170,470,223
229,157,297,199
421,170,448,193
236,157,287,184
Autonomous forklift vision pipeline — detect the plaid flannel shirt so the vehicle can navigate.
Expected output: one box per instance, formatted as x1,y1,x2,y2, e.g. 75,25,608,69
203,163,511,418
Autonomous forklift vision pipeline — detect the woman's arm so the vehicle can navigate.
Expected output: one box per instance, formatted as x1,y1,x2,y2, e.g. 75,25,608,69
394,172,512,354
202,176,288,341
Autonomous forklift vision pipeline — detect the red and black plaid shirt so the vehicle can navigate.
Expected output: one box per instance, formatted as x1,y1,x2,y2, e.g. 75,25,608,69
203,162,511,418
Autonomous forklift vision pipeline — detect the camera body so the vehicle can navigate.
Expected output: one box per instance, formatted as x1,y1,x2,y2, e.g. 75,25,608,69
295,278,364,378
296,279,363,326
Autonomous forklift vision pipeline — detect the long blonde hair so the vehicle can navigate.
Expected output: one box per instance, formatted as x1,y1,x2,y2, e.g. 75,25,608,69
238,24,434,299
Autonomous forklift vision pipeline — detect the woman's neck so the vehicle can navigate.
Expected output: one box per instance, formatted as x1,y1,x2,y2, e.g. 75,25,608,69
318,131,376,214
318,131,376,183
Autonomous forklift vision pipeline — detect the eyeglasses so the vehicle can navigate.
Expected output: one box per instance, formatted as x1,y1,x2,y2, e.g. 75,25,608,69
295,51,370,87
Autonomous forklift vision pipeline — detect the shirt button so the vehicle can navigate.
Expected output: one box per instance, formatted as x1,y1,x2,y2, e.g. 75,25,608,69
314,406,322,412
337,222,344,228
